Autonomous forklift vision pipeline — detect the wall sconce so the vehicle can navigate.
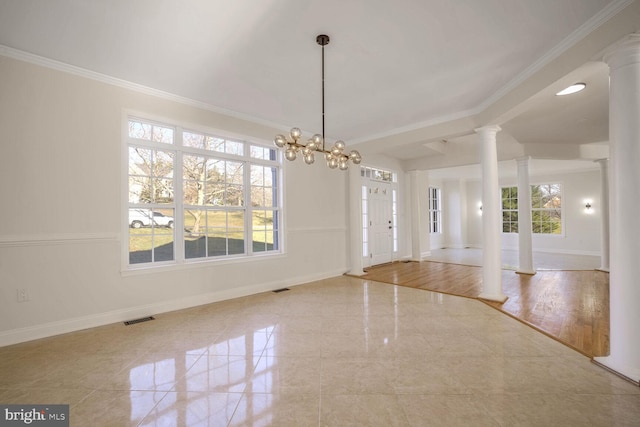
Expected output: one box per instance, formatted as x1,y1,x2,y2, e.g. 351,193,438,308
584,199,593,214
478,202,483,215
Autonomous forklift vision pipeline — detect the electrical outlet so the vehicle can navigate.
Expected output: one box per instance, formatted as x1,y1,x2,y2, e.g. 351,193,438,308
17,288,29,303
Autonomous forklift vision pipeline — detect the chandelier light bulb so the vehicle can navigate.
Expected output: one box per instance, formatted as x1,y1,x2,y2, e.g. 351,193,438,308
285,147,297,161
290,127,302,141
311,134,323,146
274,134,287,148
304,153,315,164
350,150,362,164
339,159,349,170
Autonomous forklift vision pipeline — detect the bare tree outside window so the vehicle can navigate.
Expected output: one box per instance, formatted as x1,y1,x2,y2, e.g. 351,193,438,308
501,184,562,235
127,119,281,266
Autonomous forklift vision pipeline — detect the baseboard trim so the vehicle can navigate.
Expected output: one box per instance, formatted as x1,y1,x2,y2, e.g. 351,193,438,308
420,251,432,259
0,268,345,347
500,246,600,257
592,357,640,387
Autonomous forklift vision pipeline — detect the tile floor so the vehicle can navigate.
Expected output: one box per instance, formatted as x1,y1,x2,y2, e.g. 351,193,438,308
1,275,638,426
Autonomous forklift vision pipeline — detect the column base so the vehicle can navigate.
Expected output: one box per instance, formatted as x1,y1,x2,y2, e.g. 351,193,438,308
516,270,536,275
478,293,508,303
346,268,366,276
593,356,640,386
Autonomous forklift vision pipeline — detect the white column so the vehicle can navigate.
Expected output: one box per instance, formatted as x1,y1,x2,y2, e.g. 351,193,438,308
595,158,610,272
594,34,640,383
516,157,535,275
476,125,507,302
347,165,365,275
409,170,428,261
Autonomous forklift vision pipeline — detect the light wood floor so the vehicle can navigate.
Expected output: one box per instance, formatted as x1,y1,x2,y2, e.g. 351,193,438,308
360,261,609,358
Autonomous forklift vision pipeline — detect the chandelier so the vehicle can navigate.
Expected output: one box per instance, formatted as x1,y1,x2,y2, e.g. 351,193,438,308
274,34,361,170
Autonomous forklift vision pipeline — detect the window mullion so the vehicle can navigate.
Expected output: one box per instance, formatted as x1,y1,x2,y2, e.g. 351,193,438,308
245,159,252,256
175,128,185,263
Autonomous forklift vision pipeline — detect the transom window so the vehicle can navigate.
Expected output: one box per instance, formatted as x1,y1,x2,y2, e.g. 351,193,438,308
127,118,281,267
361,166,396,182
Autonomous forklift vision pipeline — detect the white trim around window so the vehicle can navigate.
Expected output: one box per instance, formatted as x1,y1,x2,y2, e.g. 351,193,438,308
428,186,442,234
122,113,283,272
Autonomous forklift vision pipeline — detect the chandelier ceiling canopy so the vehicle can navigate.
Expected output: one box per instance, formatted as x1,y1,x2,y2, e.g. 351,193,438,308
274,34,361,170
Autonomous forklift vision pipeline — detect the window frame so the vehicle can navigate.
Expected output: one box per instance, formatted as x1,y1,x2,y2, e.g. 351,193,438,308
530,183,563,235
428,186,442,234
500,183,563,236
501,186,519,234
124,115,283,271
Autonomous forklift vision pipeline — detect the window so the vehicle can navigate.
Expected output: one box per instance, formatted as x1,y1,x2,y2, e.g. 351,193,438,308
501,184,562,234
428,187,441,233
127,118,281,267
501,187,518,233
532,184,562,234
361,166,396,183
361,185,369,257
392,189,398,252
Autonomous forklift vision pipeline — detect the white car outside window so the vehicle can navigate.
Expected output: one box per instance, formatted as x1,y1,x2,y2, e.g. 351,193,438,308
129,209,174,229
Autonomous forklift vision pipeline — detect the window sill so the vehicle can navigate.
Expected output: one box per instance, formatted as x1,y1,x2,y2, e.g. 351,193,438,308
121,251,286,277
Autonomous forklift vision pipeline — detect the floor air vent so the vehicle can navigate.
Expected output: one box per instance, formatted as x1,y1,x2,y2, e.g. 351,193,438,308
124,316,155,326
272,288,290,293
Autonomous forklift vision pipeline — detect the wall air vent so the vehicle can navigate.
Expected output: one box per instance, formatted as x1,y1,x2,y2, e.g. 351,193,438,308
124,316,155,326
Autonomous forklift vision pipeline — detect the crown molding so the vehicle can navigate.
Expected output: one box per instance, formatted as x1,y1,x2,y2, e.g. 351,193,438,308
351,0,633,146
476,0,634,113
0,44,287,132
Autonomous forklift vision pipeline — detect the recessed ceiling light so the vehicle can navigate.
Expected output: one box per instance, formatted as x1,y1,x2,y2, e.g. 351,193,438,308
556,83,586,96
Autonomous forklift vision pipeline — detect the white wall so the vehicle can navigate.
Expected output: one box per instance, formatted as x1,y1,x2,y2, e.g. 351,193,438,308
465,180,484,247
498,169,601,255
0,55,350,345
458,169,602,255
442,179,468,249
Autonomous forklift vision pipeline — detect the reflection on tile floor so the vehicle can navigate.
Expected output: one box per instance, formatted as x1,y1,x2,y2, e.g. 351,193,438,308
1,276,638,426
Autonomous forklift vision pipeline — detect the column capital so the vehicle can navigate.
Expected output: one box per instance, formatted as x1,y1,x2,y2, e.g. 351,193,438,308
593,158,609,167
603,33,640,70
474,125,502,136
515,156,531,165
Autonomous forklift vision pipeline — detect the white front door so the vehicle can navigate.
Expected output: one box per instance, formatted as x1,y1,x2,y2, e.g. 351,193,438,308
368,182,393,266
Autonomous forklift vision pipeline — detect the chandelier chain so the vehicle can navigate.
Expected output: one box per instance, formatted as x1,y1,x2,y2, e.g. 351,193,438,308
321,40,325,151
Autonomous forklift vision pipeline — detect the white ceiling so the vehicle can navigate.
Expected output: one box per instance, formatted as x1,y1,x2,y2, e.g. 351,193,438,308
1,0,638,175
